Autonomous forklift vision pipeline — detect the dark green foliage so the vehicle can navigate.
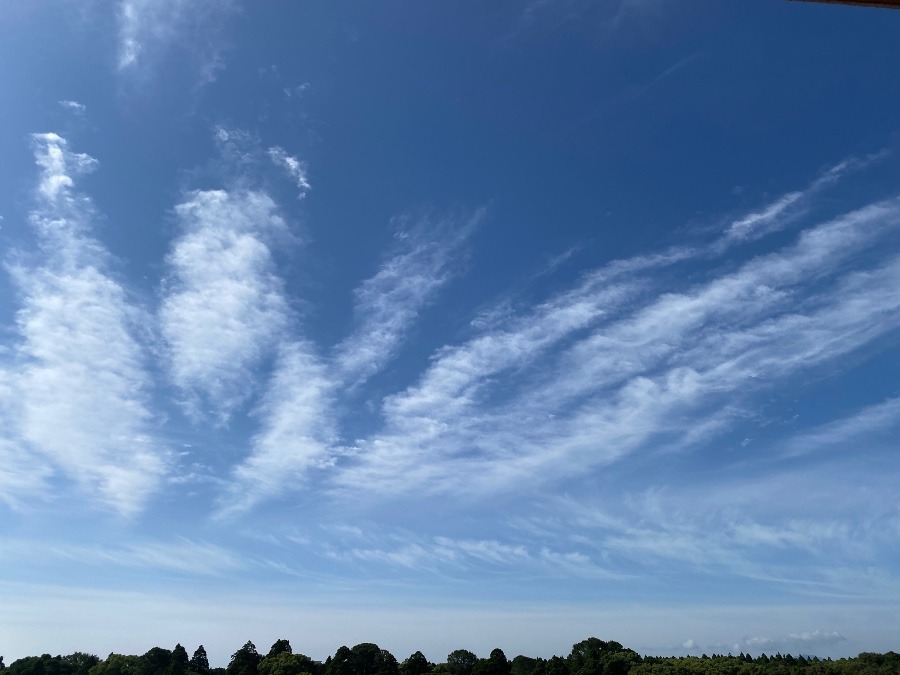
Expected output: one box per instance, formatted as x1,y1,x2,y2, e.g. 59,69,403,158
141,649,173,675
350,646,381,675
567,639,640,675
189,649,210,675
267,645,292,660
325,648,353,675
630,650,900,675
10,637,900,675
510,656,537,675
545,657,568,675
324,644,396,675
7,655,65,675
226,644,261,675
168,647,189,675
447,652,478,675
474,651,510,675
63,654,99,675
259,653,319,675
8,653,100,675
89,655,142,675
400,653,430,675
353,645,398,675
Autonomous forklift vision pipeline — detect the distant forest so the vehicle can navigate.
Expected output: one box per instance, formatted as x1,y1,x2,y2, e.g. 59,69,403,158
3,637,899,675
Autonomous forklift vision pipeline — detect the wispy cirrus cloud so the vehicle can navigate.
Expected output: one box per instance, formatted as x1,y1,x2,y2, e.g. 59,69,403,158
0,537,246,577
530,412,900,600
335,190,900,501
333,210,483,388
218,341,335,516
159,188,292,424
116,0,238,82
0,437,52,510
320,529,619,580
268,146,311,199
716,151,889,248
779,396,900,458
0,133,169,516
216,209,484,514
58,99,87,115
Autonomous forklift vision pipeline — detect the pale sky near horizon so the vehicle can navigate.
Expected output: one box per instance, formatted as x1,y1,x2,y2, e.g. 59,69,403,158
1,0,900,666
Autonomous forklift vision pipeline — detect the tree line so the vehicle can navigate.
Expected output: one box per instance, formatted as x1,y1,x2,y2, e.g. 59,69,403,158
2,637,898,675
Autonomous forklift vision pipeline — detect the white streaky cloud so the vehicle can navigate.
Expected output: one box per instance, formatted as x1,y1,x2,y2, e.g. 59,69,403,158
58,100,87,115
31,132,98,203
268,146,311,198
729,520,851,552
219,341,335,516
534,200,900,412
2,538,246,577
717,151,886,247
0,133,168,515
71,539,246,576
436,537,529,565
378,244,692,426
116,0,237,81
779,396,900,458
539,446,900,595
0,435,52,510
325,532,618,579
376,246,687,431
1,363,52,509
722,188,806,243
467,249,900,496
160,188,292,424
12,266,169,514
336,198,900,498
381,272,644,425
595,509,849,574
512,200,900,418
333,210,484,387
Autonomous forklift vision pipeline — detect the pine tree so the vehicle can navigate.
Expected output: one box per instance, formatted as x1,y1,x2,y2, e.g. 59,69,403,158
189,648,210,675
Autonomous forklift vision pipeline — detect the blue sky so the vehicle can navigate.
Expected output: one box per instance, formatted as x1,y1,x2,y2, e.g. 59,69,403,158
2,0,900,665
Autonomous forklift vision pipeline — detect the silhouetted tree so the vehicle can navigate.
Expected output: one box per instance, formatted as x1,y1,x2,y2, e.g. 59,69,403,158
63,654,99,675
475,651,510,675
168,646,189,675
400,653,430,675
544,657,567,675
227,643,261,675
189,649,210,675
267,644,292,660
325,648,353,675
141,649,173,675
259,652,320,675
89,655,143,675
510,657,537,675
447,652,477,675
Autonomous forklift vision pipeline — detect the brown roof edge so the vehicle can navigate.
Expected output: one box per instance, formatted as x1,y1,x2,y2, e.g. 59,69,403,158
789,0,900,7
